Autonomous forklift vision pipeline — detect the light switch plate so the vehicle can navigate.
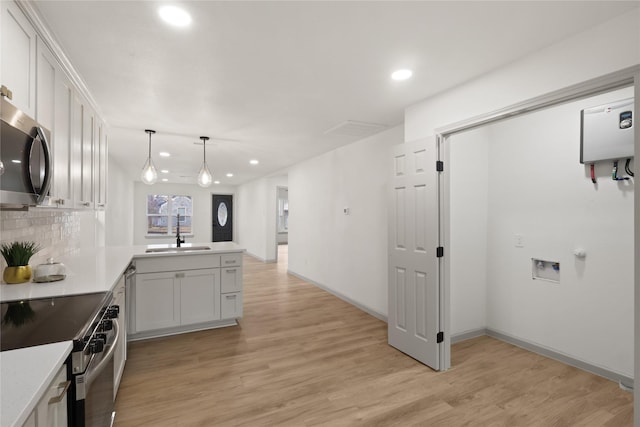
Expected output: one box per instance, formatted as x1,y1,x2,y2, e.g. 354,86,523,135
514,234,524,248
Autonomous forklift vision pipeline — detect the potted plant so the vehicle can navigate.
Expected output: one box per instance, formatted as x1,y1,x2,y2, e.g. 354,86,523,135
0,241,40,284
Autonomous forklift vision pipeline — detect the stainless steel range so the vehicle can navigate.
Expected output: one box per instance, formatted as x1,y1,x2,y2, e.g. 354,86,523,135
1,291,120,427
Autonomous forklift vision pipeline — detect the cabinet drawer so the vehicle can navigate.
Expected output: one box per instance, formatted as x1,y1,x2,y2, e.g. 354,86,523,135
221,292,243,319
221,267,242,293
135,254,221,273
221,253,242,267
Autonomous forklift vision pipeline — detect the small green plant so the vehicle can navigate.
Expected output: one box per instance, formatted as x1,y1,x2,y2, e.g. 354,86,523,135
0,241,40,266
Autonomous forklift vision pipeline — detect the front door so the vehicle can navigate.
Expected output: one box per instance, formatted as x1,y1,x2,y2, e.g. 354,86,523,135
388,137,441,370
212,194,233,242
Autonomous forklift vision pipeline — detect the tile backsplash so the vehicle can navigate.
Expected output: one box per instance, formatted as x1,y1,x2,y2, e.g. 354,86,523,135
0,209,85,268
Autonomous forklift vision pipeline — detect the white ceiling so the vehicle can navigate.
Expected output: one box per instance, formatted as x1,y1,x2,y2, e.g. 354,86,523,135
33,1,638,186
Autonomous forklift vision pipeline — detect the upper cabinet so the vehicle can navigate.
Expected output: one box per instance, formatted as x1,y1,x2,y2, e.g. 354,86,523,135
1,0,36,116
1,0,108,210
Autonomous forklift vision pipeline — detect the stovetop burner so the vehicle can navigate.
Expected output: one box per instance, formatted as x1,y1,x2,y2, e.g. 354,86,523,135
1,292,110,352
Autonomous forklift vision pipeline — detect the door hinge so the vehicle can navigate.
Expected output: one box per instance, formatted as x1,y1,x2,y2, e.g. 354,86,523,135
437,331,444,343
436,160,444,172
0,85,13,100
436,246,444,257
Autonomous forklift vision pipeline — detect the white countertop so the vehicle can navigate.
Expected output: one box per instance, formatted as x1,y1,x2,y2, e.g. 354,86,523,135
0,242,244,302
0,341,73,427
0,241,244,427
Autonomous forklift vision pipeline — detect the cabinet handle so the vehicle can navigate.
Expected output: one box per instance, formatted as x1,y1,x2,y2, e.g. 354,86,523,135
55,199,64,205
175,272,185,278
98,203,105,208
48,380,71,404
224,260,235,264
226,269,235,273
0,85,12,100
82,201,90,207
225,295,236,299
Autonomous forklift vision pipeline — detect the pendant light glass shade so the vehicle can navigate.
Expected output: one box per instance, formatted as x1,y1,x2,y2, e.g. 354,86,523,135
197,136,212,187
141,129,158,185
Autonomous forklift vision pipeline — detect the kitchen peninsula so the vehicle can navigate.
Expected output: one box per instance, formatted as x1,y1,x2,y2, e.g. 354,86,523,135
0,242,244,427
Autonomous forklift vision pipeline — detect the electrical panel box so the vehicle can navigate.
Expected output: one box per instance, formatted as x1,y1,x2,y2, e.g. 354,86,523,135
580,98,634,163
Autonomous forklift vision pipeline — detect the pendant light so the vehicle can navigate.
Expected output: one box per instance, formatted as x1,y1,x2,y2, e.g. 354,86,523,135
197,136,212,187
141,129,158,185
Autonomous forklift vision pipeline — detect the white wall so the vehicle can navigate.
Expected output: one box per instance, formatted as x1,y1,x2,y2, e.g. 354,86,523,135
288,125,403,317
236,178,268,260
448,127,489,335
133,181,236,245
105,155,134,246
406,9,640,141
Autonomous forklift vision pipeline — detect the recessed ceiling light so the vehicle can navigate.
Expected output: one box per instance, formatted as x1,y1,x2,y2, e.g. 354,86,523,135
249,159,259,165
226,173,233,177
214,180,220,185
158,5,192,27
391,69,413,81
159,152,171,157
161,178,168,182
161,169,169,174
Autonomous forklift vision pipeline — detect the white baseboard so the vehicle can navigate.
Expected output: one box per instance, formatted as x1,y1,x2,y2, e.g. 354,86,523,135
287,270,388,322
452,328,634,389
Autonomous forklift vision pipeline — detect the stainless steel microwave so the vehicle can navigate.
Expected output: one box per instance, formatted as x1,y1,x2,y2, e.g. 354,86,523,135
0,98,52,207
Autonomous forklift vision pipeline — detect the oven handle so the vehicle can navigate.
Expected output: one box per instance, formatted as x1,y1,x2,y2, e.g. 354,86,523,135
86,319,119,388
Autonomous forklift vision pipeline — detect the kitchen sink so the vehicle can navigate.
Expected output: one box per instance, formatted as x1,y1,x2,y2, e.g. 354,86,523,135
145,246,211,253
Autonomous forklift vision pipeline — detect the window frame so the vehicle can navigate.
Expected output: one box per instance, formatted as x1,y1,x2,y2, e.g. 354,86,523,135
145,194,195,238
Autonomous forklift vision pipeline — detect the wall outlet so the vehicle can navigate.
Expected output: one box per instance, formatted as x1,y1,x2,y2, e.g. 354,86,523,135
514,234,524,248
343,207,350,215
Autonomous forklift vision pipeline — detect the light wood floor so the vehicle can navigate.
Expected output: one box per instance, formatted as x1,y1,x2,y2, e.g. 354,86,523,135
114,250,632,426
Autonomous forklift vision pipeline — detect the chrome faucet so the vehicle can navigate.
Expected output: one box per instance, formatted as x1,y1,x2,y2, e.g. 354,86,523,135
176,213,185,247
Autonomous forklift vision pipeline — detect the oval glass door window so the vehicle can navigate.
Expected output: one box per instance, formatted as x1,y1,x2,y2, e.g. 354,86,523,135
217,202,228,226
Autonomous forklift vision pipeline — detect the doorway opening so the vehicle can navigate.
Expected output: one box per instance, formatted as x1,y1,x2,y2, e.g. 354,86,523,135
275,186,288,266
446,85,634,388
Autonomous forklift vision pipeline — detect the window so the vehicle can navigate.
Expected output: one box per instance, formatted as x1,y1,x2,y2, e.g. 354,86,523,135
146,194,193,236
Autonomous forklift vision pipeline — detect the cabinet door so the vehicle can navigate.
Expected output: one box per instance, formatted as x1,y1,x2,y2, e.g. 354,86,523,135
70,93,84,208
35,37,55,132
80,102,94,208
30,364,68,427
94,119,107,209
135,272,180,332
180,269,220,325
221,266,242,293
1,0,36,116
221,292,243,320
113,276,126,398
52,69,74,206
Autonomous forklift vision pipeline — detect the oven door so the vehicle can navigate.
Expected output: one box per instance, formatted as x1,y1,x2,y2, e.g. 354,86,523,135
74,320,118,427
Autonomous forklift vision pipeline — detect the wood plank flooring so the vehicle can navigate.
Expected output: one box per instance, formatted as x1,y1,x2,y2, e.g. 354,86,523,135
114,247,632,426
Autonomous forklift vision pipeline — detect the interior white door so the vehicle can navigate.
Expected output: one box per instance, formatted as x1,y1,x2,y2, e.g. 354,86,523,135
388,137,441,370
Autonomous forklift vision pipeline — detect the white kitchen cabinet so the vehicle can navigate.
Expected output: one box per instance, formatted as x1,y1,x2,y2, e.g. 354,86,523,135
221,292,243,319
113,275,127,398
94,119,108,209
51,67,74,207
180,269,221,324
130,252,242,340
221,266,242,293
35,37,55,132
22,364,68,427
135,271,180,332
1,0,36,116
71,93,95,209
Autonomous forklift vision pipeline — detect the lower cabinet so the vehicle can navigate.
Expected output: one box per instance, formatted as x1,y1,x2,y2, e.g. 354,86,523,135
133,268,222,335
129,252,242,340
113,275,126,399
22,364,68,427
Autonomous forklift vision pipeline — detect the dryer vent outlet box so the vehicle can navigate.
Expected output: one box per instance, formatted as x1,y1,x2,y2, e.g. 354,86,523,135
580,97,634,163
